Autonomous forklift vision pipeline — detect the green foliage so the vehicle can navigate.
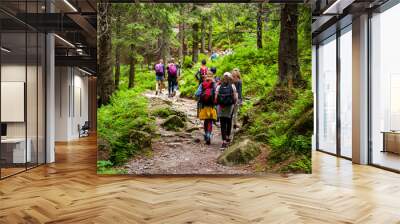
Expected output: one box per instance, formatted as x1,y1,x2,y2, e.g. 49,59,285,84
183,55,193,68
97,160,128,174
105,3,313,173
98,66,156,165
280,156,312,174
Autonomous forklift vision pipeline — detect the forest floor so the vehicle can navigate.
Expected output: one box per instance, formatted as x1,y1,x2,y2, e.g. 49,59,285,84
125,90,254,175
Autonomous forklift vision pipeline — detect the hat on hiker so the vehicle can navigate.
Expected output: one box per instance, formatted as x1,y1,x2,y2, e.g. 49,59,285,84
223,72,232,78
210,67,217,74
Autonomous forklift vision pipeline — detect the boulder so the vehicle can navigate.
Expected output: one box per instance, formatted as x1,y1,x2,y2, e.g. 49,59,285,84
150,106,187,121
150,106,175,118
161,115,186,131
129,130,152,151
217,139,261,166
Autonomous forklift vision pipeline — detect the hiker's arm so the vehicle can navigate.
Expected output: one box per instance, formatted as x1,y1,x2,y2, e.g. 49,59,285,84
232,85,238,104
238,81,243,102
195,84,202,99
214,86,220,104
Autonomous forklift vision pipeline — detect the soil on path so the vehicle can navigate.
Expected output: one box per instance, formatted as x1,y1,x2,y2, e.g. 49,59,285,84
126,91,254,175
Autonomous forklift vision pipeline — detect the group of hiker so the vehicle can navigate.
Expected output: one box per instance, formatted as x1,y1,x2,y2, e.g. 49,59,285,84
195,59,243,149
154,58,180,97
154,58,242,149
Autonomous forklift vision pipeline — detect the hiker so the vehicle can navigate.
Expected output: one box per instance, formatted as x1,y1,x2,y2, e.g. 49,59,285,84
167,58,179,97
195,59,208,85
154,59,165,95
175,59,182,91
210,52,218,61
196,71,217,145
215,72,238,148
232,68,243,130
209,67,219,127
195,59,209,116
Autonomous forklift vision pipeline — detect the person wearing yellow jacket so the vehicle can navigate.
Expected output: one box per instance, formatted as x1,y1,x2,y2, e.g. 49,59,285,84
196,71,217,145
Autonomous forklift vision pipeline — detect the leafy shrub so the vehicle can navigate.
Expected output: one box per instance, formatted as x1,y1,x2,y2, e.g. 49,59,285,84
280,156,312,174
98,66,156,165
97,160,128,174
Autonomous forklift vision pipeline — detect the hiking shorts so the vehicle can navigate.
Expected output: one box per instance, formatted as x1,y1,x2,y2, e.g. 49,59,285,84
156,74,164,81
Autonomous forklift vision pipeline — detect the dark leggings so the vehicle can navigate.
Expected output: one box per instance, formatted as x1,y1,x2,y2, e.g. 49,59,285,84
220,117,232,141
204,119,213,133
168,77,176,95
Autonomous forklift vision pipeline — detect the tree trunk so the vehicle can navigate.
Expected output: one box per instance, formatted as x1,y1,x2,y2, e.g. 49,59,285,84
128,45,135,89
114,14,121,89
208,15,212,53
257,3,263,49
192,22,199,63
184,23,189,57
278,4,300,88
97,0,114,106
161,22,170,67
178,22,184,63
200,17,206,54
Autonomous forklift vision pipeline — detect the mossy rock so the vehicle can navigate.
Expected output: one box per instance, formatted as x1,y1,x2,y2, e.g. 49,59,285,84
217,139,261,166
150,106,175,118
128,130,152,151
150,106,187,121
161,115,186,131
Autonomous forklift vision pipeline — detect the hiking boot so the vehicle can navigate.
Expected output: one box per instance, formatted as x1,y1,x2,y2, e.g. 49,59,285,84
226,138,231,143
206,133,212,145
221,142,228,148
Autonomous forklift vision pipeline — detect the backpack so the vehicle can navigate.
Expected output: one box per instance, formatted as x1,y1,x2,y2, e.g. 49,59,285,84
217,84,234,106
155,63,164,73
200,66,208,76
168,64,177,76
200,81,215,105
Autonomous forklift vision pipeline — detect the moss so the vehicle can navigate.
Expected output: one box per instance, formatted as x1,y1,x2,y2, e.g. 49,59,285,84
161,115,186,131
150,106,176,118
217,139,261,166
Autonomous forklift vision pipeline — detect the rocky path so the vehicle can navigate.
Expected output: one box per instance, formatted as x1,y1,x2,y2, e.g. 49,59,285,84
126,91,254,175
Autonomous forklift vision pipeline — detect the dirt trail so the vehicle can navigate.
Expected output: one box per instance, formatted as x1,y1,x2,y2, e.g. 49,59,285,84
126,91,253,175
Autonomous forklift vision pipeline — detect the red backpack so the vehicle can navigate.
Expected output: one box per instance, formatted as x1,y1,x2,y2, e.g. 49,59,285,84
200,80,215,105
200,66,208,76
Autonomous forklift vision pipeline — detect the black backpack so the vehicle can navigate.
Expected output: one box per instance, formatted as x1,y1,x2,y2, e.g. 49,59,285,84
217,84,234,106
